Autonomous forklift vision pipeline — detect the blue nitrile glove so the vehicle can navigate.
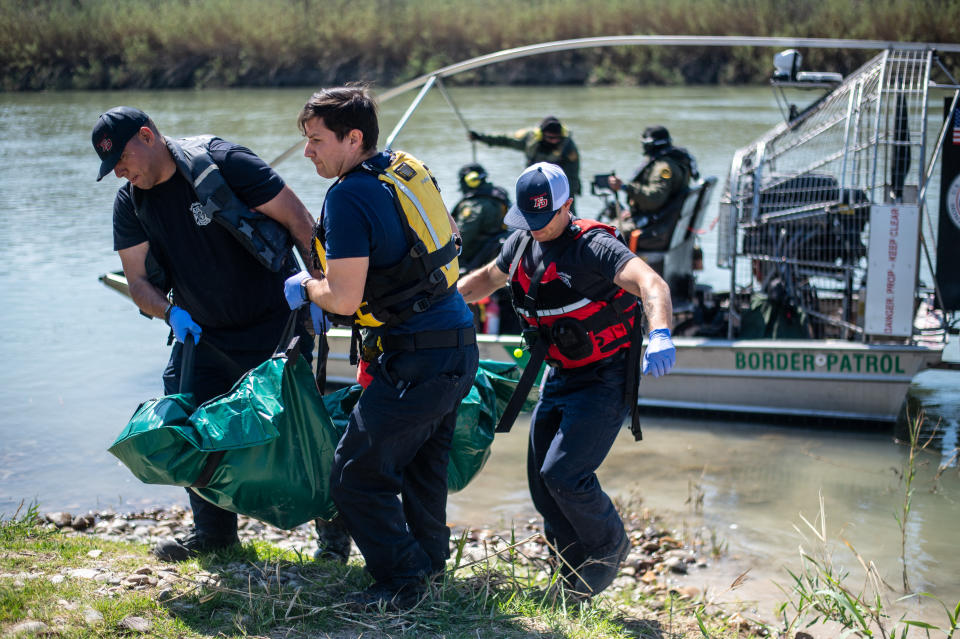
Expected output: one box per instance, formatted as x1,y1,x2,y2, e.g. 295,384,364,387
283,271,312,309
642,328,676,378
309,303,330,335
167,306,201,344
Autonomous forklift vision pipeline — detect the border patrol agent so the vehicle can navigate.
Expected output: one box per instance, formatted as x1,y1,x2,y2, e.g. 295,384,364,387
452,163,511,272
469,115,582,205
92,106,318,561
457,162,676,600
608,125,699,232
283,86,479,610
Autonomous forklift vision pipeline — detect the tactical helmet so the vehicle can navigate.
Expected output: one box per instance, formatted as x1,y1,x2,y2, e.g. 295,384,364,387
458,163,488,192
539,115,563,135
642,125,672,156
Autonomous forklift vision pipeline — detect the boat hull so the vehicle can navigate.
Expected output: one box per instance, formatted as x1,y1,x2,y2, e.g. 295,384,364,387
322,329,940,423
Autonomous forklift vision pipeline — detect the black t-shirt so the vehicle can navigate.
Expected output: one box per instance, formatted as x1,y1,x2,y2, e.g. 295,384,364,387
495,221,635,295
112,138,293,349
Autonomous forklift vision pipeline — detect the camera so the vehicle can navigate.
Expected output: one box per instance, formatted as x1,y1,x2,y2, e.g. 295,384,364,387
591,173,614,195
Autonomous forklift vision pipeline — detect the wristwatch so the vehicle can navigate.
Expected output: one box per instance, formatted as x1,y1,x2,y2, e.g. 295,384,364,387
300,277,315,304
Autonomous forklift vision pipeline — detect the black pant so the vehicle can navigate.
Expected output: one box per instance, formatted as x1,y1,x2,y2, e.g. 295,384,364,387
331,341,479,585
527,352,630,565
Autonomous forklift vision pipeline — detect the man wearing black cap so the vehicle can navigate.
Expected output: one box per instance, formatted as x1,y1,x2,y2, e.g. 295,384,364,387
92,106,322,561
469,116,581,205
457,162,676,601
607,125,699,235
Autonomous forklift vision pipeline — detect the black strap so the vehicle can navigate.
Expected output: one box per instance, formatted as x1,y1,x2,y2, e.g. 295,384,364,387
348,326,361,366
315,333,328,393
191,451,225,488
178,337,196,395
496,235,557,434
379,327,476,351
625,306,644,441
506,233,532,290
495,337,548,434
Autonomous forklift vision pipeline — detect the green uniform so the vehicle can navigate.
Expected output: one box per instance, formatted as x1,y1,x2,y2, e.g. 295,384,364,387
473,127,582,197
452,185,509,271
623,152,692,215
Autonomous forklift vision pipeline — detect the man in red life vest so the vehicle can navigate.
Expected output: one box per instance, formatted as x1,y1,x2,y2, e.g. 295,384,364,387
457,162,676,600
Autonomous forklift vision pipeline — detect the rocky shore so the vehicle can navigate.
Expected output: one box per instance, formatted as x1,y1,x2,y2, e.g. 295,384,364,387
16,502,760,636
0,498,772,638
38,504,711,598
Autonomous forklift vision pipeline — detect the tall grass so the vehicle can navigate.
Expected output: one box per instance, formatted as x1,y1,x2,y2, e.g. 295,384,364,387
2,0,959,91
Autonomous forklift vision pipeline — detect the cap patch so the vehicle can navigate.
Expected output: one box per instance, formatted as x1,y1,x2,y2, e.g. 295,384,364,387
531,193,549,209
97,137,113,153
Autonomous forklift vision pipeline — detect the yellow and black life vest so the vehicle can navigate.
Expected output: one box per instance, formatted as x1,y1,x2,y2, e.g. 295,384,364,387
313,151,460,329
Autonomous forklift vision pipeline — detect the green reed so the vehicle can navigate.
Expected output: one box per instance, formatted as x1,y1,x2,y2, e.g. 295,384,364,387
2,0,958,91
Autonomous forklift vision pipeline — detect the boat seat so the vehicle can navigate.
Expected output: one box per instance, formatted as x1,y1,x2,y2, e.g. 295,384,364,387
627,177,715,254
627,185,694,253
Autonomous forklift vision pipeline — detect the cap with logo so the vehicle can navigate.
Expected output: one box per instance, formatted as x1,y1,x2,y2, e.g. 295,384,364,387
92,106,150,181
503,162,570,231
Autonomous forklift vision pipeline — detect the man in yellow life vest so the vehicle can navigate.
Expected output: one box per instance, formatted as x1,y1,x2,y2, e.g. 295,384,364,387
282,85,479,610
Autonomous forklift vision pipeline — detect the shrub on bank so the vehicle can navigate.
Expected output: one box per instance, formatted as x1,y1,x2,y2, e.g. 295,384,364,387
2,0,959,91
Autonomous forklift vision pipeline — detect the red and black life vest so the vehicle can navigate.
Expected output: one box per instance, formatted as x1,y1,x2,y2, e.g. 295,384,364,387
509,219,638,369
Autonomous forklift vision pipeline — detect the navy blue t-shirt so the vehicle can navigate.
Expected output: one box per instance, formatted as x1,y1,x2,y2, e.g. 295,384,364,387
113,138,295,349
496,220,636,292
321,151,473,335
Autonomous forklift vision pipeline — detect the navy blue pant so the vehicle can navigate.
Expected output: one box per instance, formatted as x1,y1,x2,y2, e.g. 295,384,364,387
331,342,479,586
527,351,630,566
163,330,311,539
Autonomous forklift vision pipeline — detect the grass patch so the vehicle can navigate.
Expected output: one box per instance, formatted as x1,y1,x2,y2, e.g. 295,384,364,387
1,504,764,638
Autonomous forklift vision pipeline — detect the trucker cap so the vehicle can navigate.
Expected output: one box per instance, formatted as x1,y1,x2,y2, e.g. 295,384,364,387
503,162,570,231
92,106,149,181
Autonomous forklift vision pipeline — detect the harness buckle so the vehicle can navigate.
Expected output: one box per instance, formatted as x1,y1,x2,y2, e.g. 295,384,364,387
412,299,431,313
409,240,428,258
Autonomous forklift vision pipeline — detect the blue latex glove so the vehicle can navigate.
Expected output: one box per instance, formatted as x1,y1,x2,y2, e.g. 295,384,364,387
167,306,201,344
309,303,330,335
642,328,676,378
283,271,312,310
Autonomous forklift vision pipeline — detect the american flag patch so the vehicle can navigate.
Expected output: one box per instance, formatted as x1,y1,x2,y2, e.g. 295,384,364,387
954,106,960,145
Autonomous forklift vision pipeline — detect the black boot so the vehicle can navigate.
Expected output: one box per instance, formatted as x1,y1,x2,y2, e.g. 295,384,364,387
153,530,240,562
314,515,351,563
563,532,630,600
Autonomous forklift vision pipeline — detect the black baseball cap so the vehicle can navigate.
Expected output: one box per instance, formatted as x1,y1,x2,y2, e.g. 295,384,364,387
92,106,150,181
503,162,570,231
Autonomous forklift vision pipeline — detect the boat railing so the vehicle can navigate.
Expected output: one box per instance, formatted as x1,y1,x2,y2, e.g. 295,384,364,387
718,47,949,343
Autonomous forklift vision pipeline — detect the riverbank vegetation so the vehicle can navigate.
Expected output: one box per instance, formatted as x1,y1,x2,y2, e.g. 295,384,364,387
2,0,958,91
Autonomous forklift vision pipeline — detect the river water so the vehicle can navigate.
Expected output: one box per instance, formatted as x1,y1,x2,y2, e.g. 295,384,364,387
1,86,957,625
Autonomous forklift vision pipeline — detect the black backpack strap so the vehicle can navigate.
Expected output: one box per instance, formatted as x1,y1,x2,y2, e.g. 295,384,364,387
624,305,645,441
495,338,548,434
496,235,555,434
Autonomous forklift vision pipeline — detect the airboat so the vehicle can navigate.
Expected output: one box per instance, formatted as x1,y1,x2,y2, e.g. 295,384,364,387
101,36,960,424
